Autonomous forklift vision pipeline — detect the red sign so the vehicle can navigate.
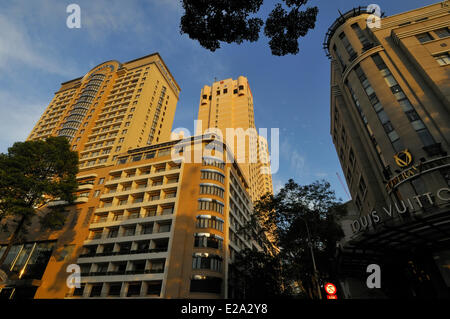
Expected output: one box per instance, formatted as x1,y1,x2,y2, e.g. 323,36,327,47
327,295,338,299
324,283,337,295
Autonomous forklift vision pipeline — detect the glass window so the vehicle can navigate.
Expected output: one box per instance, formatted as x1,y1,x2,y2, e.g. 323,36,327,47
377,110,390,124
417,32,433,43
388,130,400,143
411,120,426,131
398,99,414,112
434,52,450,66
435,28,450,38
417,129,435,147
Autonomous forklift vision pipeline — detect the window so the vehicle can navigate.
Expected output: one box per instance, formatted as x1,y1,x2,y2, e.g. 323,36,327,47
435,27,450,39
123,226,136,237
108,227,119,238
339,32,357,60
198,199,224,214
200,170,224,183
141,223,154,235
434,52,450,66
351,23,371,48
194,233,223,249
108,283,122,297
190,276,222,294
417,32,433,43
200,184,224,198
192,254,222,272
161,206,174,215
146,281,162,296
359,177,367,196
196,216,224,231
202,157,225,170
333,44,345,69
90,284,103,297
73,284,86,297
127,282,141,297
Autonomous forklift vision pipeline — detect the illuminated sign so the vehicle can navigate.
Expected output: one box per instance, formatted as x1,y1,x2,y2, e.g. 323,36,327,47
325,283,338,299
394,149,412,168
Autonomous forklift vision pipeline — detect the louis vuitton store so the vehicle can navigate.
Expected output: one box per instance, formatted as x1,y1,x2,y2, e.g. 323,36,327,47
336,155,450,298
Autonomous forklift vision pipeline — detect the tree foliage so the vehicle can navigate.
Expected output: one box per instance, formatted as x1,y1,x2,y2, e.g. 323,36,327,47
234,179,346,298
179,0,318,56
0,137,79,266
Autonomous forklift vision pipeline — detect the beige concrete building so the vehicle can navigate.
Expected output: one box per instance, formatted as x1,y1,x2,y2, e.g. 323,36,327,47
326,2,450,298
28,53,181,169
0,54,273,299
196,76,273,202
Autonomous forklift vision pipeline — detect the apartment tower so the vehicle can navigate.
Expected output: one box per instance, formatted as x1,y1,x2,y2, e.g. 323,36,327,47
0,54,272,299
28,53,181,169
196,76,273,202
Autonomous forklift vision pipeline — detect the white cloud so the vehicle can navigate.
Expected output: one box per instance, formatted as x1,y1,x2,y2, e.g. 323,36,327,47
0,90,47,152
0,13,80,78
281,139,306,178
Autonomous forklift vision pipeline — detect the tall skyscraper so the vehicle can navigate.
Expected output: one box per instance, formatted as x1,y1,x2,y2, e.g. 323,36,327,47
325,3,450,298
0,55,273,299
196,76,273,202
28,53,181,169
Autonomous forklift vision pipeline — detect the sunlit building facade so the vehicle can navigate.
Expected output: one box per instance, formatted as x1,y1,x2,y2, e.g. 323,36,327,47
0,54,272,299
326,3,450,298
196,76,273,202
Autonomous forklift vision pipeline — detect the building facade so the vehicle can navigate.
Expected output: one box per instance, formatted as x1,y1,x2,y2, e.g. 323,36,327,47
0,54,272,299
28,53,181,168
326,2,450,298
196,76,273,201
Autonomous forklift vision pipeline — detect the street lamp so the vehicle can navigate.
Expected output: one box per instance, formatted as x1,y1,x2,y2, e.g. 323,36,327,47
300,216,322,300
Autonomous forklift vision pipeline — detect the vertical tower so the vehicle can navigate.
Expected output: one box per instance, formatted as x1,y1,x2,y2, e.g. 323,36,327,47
326,3,450,298
27,53,181,171
196,76,273,202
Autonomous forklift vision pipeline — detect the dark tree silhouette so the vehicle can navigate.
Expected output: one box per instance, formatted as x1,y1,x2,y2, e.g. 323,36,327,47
233,179,346,298
179,0,318,56
0,137,79,268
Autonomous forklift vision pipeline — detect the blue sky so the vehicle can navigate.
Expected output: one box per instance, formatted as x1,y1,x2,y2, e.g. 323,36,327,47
0,0,436,201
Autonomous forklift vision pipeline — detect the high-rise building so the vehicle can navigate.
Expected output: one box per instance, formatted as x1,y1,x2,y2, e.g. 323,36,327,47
0,55,273,299
196,76,273,202
28,53,181,169
325,3,450,298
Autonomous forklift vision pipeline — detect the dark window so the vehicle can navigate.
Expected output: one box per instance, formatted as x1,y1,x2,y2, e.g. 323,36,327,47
145,151,156,159
90,284,103,297
351,23,370,48
132,155,142,162
127,282,142,297
190,277,222,294
233,89,238,94
147,281,162,295
435,27,450,38
405,110,421,122
417,32,433,43
73,284,85,296
223,89,228,94
238,85,244,90
108,284,122,296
